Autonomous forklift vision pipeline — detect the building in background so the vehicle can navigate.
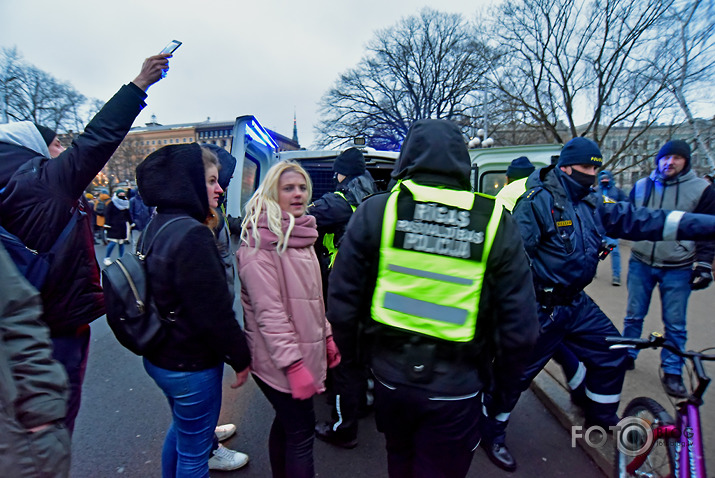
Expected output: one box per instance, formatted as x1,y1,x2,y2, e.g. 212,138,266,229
60,116,300,192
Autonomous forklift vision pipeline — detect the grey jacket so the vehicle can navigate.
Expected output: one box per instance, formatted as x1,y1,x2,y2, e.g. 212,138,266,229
630,169,714,268
0,242,70,476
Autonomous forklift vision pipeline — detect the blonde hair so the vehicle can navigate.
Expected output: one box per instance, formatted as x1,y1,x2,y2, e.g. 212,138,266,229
201,146,221,231
241,161,312,253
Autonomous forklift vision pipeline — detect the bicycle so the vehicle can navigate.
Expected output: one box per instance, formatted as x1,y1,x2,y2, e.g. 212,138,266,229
606,332,715,478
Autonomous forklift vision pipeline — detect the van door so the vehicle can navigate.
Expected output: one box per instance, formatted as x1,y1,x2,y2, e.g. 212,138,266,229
226,115,279,219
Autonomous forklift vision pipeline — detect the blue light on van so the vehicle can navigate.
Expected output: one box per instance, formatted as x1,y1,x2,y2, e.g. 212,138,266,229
247,119,279,150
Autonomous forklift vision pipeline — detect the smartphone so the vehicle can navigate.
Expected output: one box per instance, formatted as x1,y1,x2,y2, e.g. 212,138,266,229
160,40,182,55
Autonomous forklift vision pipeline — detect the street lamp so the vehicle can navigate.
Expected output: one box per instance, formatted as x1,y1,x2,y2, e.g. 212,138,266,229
468,128,494,149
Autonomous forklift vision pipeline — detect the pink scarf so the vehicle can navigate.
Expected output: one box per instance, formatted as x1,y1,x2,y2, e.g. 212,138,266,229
247,211,317,250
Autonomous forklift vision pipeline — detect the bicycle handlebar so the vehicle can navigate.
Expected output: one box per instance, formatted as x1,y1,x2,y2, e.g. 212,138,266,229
606,334,715,361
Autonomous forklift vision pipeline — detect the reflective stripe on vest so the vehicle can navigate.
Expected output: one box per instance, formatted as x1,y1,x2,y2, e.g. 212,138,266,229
371,180,502,342
323,191,356,268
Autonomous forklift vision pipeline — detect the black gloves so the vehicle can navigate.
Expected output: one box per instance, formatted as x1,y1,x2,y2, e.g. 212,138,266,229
690,262,713,290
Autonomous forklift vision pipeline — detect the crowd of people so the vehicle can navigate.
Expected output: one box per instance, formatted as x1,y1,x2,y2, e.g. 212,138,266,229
1,49,715,478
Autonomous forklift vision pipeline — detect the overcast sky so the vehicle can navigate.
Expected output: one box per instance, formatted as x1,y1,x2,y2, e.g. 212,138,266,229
0,0,498,148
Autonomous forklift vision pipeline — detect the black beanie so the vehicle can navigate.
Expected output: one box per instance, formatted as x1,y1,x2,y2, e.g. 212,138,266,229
333,148,366,177
506,156,535,180
557,137,603,168
34,124,57,146
656,140,690,165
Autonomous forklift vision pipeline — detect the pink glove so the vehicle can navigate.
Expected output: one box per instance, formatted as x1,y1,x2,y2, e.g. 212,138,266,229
326,336,341,369
286,361,319,400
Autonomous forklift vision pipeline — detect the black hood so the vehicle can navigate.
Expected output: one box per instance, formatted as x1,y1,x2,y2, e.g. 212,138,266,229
136,143,208,221
391,119,472,191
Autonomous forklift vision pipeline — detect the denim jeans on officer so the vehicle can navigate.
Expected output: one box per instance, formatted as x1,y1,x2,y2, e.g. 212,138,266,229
143,359,223,478
604,237,621,281
622,258,692,375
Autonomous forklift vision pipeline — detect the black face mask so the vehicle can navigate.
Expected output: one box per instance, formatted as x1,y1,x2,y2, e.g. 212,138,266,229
569,169,596,189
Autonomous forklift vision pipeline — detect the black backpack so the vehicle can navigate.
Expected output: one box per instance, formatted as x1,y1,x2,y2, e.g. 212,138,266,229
102,216,193,355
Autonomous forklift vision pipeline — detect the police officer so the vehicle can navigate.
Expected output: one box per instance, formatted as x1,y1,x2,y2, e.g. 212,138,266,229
327,119,539,478
481,137,715,472
494,156,535,212
309,147,378,448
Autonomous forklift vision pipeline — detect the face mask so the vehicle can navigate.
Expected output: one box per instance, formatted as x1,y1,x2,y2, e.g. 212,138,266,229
569,169,596,189
600,180,609,188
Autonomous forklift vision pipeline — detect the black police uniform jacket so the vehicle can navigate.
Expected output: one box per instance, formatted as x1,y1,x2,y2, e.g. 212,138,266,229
326,119,539,399
512,165,699,299
0,84,147,336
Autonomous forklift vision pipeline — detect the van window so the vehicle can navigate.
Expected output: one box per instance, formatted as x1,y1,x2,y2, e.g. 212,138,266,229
240,155,259,212
481,172,508,196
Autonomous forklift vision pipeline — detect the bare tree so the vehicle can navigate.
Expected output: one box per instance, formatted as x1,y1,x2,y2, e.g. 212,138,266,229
316,8,497,149
649,0,715,170
485,0,675,171
102,138,144,193
0,47,94,132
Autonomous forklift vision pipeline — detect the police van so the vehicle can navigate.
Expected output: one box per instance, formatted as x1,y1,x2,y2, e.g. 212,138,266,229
225,115,562,219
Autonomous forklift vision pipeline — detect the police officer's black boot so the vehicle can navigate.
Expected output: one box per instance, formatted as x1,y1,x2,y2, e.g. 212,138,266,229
479,413,516,472
315,421,358,449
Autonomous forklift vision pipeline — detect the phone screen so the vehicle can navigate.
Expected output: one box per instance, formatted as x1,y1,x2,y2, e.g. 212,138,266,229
160,40,182,55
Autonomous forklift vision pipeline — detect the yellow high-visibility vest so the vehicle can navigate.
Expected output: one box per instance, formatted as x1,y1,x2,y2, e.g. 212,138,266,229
322,191,356,268
371,180,502,342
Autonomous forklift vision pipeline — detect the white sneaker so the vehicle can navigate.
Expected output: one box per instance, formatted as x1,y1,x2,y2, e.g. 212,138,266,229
214,423,236,442
103,258,112,266
208,444,249,471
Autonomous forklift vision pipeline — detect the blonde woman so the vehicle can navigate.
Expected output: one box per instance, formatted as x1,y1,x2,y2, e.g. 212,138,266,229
237,161,341,478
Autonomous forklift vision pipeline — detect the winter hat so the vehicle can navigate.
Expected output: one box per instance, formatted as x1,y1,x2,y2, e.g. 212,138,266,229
656,140,690,164
333,148,366,177
506,156,535,180
557,137,603,168
34,124,57,146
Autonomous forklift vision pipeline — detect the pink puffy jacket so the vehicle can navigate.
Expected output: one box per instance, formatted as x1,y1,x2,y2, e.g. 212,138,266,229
237,212,332,394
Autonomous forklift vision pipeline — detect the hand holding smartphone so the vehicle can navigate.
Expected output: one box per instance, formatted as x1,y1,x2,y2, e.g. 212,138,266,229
159,41,181,79
160,40,182,55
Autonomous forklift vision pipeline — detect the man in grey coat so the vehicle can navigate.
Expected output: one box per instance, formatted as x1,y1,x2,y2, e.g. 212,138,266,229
0,242,71,477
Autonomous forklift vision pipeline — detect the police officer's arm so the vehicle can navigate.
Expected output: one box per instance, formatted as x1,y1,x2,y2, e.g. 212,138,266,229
484,212,539,405
692,186,715,265
511,190,549,259
598,201,715,242
307,194,354,234
326,195,384,365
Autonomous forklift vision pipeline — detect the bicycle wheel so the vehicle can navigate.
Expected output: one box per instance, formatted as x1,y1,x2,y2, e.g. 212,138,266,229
613,397,676,477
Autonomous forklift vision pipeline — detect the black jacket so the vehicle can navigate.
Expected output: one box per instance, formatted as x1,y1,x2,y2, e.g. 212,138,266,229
0,84,147,336
136,143,250,373
308,172,377,296
327,119,539,398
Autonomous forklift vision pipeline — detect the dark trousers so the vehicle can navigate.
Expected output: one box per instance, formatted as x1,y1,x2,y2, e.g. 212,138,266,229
486,292,625,442
373,378,480,478
51,325,91,434
254,375,316,478
326,362,370,436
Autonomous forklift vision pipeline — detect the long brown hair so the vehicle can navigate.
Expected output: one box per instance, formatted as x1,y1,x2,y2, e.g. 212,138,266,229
201,146,221,231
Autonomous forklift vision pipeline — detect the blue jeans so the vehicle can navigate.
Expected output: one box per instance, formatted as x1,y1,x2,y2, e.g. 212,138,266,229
605,238,621,280
105,241,125,260
623,258,691,375
51,325,91,434
143,359,223,478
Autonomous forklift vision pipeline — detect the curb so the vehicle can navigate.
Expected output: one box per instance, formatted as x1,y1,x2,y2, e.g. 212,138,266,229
530,367,614,476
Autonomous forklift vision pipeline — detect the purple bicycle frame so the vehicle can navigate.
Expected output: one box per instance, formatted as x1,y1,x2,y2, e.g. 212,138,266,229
674,401,706,478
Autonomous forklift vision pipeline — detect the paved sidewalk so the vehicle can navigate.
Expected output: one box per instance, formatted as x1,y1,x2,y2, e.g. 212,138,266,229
529,241,715,475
